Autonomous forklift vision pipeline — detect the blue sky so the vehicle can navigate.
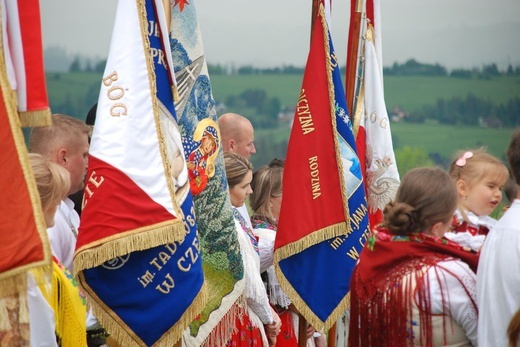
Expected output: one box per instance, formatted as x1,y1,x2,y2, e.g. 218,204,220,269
41,0,520,70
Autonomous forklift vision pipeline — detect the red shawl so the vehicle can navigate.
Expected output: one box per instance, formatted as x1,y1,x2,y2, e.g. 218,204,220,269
348,228,479,347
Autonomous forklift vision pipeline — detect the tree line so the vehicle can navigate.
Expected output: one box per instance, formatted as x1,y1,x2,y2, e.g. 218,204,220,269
67,57,520,79
383,59,520,79
207,59,520,78
406,94,520,127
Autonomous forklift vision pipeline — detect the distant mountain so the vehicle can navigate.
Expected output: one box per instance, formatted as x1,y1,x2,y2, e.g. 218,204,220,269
44,46,72,72
44,46,104,73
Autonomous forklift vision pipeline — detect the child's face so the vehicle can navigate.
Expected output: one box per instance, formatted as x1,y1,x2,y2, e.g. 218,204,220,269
460,177,504,216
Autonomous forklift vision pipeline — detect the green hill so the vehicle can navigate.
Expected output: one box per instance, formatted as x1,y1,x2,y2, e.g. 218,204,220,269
209,74,520,113
45,72,519,171
252,121,514,171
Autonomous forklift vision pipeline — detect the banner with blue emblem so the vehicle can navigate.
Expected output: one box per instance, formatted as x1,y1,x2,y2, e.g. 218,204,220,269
75,1,206,345
274,4,370,331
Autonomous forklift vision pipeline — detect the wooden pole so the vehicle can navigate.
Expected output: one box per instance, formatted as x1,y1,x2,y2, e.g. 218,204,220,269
345,0,364,116
310,0,321,42
328,323,337,347
162,0,171,33
298,313,308,347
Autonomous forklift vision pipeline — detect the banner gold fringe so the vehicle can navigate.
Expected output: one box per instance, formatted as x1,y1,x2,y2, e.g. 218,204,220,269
274,223,349,330
274,256,350,332
196,297,246,347
0,266,51,299
274,222,348,264
19,108,52,127
0,274,27,299
79,273,208,347
73,220,186,275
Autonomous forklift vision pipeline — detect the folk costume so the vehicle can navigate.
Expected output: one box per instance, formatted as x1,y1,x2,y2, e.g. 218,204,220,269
48,198,100,339
47,198,79,273
444,209,496,252
46,257,87,346
477,199,520,346
349,228,479,347
0,258,87,347
252,216,298,347
226,208,273,347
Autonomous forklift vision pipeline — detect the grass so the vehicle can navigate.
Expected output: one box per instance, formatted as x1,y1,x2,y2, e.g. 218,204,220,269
384,76,520,112
46,72,102,106
390,121,514,161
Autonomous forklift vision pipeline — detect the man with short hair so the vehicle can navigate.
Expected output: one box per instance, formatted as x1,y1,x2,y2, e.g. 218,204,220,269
218,112,256,159
218,112,256,229
29,114,90,272
219,112,284,345
477,128,520,346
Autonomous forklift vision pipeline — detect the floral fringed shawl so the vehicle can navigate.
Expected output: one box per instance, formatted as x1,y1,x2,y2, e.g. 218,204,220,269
348,229,479,347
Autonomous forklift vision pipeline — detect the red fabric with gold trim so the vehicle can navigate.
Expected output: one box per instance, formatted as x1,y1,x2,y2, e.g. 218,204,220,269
0,71,48,283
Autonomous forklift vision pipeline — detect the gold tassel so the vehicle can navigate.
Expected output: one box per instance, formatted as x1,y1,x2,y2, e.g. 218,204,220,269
74,220,186,275
0,265,51,299
79,275,208,346
0,274,27,299
198,298,245,347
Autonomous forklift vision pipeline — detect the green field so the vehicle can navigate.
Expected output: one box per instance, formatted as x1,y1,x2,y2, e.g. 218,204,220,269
209,74,520,113
45,72,519,171
46,72,102,106
390,121,513,160
384,76,520,112
250,120,514,170
47,72,520,120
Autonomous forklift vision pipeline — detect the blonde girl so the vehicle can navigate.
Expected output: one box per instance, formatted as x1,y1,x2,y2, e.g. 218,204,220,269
446,148,509,251
30,154,87,346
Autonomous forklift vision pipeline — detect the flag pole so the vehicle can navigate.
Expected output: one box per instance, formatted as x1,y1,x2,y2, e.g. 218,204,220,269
345,0,364,115
310,0,321,41
162,0,171,33
328,324,337,346
298,313,307,347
